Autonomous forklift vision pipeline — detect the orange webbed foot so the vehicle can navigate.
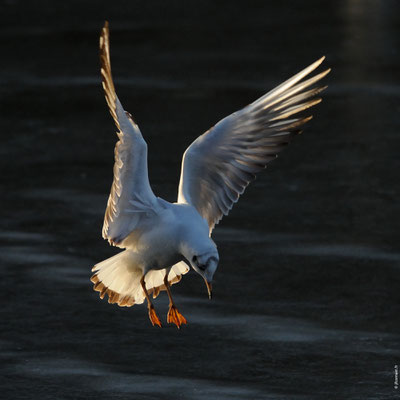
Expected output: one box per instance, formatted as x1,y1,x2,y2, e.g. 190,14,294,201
148,305,162,327
167,305,187,329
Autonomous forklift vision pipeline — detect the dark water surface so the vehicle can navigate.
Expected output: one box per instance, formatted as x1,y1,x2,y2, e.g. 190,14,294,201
1,1,399,399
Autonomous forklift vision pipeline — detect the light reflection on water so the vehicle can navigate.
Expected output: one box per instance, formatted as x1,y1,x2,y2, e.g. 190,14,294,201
215,228,400,261
18,358,275,400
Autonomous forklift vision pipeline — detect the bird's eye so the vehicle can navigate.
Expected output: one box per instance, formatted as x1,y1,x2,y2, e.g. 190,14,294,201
192,255,198,263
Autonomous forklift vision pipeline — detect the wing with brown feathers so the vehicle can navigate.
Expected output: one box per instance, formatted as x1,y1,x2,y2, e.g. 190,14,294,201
100,21,159,246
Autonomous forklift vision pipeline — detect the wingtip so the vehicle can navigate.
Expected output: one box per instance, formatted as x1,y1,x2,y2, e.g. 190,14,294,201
313,97,323,106
316,56,331,78
311,56,325,70
319,69,331,85
100,21,109,48
317,68,331,81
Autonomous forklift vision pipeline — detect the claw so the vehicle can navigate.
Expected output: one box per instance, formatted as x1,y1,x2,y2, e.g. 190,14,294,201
167,305,187,329
148,305,162,327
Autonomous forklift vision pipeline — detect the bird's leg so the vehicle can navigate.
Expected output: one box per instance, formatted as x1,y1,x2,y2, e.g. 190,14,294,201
164,273,187,329
140,275,162,327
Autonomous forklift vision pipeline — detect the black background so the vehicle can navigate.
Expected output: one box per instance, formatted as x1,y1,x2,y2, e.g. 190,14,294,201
1,1,399,399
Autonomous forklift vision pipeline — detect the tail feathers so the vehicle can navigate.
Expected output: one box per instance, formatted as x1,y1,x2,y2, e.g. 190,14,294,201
91,250,144,306
91,251,190,307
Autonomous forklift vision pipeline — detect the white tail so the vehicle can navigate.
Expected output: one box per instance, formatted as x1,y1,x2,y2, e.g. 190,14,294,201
91,250,190,306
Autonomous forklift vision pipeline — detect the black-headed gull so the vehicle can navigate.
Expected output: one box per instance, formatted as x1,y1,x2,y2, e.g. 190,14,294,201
91,21,330,328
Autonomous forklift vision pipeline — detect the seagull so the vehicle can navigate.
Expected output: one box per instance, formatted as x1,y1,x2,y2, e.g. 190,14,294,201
91,21,330,328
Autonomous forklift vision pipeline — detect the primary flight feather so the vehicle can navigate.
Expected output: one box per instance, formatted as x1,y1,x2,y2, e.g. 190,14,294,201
91,21,330,328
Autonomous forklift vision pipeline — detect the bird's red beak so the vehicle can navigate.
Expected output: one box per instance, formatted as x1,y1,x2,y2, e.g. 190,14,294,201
204,279,212,299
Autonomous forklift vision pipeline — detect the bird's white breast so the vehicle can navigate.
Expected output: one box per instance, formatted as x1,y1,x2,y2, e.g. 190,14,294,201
124,201,209,273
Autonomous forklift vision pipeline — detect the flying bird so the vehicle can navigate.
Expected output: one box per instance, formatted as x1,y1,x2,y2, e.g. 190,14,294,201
91,21,330,328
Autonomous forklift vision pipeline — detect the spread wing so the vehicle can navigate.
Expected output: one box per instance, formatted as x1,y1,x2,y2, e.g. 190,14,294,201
178,57,330,233
100,21,159,246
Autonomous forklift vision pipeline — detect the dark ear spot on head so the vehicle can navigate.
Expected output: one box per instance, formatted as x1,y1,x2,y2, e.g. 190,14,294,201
197,264,206,271
192,255,197,263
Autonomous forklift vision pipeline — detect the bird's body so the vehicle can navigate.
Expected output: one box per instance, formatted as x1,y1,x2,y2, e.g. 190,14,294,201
121,201,214,273
91,21,330,328
92,198,217,318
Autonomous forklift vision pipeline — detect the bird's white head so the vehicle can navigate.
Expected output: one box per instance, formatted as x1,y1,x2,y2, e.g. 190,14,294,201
191,251,219,299
182,241,219,299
